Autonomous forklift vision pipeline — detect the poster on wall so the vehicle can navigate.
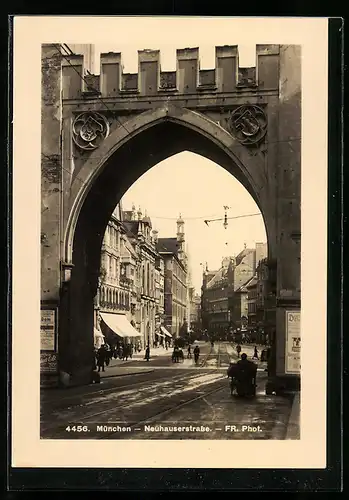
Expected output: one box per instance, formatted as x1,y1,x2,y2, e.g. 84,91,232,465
285,310,301,374
40,352,58,374
40,308,56,351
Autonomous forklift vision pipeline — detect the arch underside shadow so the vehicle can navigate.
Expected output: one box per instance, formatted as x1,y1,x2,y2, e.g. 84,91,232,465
73,120,272,276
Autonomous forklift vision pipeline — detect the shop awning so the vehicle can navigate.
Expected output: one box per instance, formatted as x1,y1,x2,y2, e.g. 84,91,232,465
161,326,172,338
100,313,141,338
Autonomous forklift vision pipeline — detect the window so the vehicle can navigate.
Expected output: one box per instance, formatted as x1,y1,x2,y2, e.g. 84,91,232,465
105,255,110,278
147,263,150,295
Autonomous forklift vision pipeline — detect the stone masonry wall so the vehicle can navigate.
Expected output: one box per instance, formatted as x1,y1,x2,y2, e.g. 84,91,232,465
41,44,63,302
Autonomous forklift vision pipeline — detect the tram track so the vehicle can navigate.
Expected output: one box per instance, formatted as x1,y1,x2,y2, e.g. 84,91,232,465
199,342,232,369
42,377,228,439
41,368,198,408
41,343,234,438
105,382,228,440
40,369,226,434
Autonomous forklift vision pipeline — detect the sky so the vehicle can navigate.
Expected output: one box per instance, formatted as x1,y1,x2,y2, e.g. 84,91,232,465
121,153,266,293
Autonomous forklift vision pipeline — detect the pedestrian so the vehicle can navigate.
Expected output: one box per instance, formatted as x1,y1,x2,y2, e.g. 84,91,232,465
234,353,258,396
118,345,123,359
123,344,130,361
172,346,179,363
193,345,200,364
252,346,259,360
236,344,242,358
187,344,192,359
96,345,106,372
106,344,113,366
144,345,150,361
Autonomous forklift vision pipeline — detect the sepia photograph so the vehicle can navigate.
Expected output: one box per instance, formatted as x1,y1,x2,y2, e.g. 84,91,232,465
40,40,301,441
12,16,330,471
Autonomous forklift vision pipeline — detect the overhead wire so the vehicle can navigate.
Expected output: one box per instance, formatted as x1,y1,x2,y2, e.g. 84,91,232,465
149,212,262,221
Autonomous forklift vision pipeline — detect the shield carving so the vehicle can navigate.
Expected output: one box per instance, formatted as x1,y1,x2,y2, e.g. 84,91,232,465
72,112,110,151
229,105,267,146
234,109,260,137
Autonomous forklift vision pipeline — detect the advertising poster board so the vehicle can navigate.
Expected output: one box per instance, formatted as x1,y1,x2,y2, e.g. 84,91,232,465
40,308,56,351
40,352,58,373
285,310,301,374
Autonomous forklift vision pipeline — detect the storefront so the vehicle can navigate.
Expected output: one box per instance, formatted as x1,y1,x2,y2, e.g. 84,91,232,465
160,325,173,344
99,312,141,346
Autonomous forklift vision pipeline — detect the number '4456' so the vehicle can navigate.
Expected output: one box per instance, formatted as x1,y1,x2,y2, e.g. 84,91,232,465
65,425,89,432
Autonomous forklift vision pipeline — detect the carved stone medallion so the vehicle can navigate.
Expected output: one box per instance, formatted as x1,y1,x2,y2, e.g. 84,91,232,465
228,105,267,146
72,112,110,151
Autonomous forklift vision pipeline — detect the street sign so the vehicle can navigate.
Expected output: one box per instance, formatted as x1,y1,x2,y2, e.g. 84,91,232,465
285,310,301,374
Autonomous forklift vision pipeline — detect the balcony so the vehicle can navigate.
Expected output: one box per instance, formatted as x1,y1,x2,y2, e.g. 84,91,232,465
119,276,133,288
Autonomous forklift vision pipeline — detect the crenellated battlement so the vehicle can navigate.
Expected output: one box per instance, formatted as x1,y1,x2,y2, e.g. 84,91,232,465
60,44,280,100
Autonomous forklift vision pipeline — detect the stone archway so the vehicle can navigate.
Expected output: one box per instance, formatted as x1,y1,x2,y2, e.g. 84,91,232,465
60,111,275,385
41,44,301,389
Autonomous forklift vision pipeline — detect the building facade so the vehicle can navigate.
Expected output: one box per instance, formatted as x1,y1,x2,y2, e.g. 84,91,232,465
256,257,277,344
156,217,188,338
201,242,268,338
154,241,165,343
246,275,258,330
189,290,202,334
230,282,249,333
122,206,158,348
95,203,141,347
94,203,171,349
200,257,234,337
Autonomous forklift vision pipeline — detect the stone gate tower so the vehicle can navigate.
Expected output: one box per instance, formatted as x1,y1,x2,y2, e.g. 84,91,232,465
41,43,301,392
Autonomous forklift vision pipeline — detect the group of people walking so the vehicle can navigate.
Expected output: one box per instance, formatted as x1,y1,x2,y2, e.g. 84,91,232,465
235,344,260,360
94,341,142,372
171,344,201,364
186,344,201,364
235,343,270,363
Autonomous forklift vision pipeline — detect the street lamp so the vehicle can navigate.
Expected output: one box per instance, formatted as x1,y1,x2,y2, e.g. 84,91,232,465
223,206,230,230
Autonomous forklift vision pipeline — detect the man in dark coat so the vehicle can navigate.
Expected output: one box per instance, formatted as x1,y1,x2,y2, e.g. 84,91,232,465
193,345,200,364
234,353,257,395
96,345,107,372
144,345,150,361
